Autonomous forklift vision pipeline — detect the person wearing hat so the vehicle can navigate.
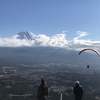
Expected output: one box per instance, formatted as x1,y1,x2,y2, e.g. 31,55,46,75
73,81,83,100
36,79,48,100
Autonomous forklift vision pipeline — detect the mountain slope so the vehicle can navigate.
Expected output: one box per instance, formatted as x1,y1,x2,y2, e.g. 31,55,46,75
16,31,36,40
0,47,100,67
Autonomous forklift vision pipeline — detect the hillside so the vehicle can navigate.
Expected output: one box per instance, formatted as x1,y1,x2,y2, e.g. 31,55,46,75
0,47,100,67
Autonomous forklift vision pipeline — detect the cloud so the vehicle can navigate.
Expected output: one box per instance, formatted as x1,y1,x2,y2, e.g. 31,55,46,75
0,31,100,52
74,31,88,40
0,38,32,47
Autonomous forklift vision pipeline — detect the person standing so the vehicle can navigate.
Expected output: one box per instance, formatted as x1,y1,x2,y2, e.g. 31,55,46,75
73,81,83,100
36,79,48,100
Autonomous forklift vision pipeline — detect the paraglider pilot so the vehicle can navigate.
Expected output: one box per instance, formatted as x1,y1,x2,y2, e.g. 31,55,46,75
87,65,89,68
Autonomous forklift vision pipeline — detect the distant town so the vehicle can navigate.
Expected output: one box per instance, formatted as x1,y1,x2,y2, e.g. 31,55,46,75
0,62,100,100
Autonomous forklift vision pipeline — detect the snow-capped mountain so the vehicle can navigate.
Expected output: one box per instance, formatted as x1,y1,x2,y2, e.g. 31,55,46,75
4,31,100,52
14,31,36,40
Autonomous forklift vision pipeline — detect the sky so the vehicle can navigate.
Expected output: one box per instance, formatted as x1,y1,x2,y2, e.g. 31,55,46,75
0,0,100,51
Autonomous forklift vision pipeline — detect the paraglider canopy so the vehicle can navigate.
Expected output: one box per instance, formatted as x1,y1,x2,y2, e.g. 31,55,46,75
78,48,100,56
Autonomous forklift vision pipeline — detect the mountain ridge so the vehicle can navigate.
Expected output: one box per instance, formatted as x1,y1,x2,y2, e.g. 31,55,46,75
16,31,36,40
0,47,100,67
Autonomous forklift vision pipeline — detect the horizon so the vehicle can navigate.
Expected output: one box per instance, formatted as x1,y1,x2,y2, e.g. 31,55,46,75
0,31,100,53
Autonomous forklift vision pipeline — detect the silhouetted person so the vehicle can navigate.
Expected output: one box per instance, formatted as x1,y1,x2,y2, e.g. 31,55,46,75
73,81,83,100
36,79,48,100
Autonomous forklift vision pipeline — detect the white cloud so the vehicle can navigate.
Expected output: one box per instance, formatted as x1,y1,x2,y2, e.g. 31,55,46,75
0,38,32,47
0,31,100,52
74,31,88,40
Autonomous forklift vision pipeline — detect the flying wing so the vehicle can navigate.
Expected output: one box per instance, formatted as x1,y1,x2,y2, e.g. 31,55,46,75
78,48,100,56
